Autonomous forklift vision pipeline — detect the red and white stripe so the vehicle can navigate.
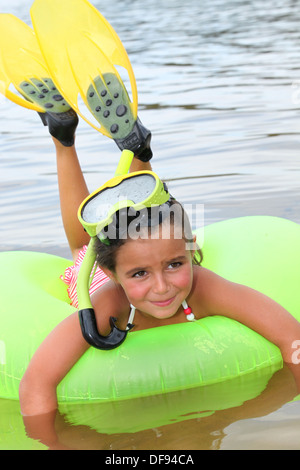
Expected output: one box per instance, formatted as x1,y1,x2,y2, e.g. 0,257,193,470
60,245,110,308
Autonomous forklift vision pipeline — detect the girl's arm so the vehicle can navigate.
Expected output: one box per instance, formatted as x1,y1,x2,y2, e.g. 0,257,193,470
19,280,128,416
195,268,300,363
19,311,89,416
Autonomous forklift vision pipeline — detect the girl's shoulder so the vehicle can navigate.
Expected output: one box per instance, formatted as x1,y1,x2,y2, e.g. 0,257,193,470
189,266,231,318
190,265,222,296
193,263,224,279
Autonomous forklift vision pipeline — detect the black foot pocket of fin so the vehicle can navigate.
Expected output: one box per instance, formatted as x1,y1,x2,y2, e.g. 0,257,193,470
19,77,78,146
115,118,153,162
38,109,78,147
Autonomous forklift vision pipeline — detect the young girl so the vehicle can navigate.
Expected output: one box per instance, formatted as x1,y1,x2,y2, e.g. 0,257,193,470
19,114,300,417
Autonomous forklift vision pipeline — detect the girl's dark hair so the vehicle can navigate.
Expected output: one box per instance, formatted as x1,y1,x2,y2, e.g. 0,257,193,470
94,198,203,272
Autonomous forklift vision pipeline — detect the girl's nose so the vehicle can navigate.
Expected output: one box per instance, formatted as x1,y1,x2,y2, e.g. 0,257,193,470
152,273,169,295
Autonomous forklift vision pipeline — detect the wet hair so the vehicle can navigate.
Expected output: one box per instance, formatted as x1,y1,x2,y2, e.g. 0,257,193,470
94,198,203,273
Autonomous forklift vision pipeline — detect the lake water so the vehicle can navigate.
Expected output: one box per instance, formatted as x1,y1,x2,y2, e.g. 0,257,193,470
1,0,300,450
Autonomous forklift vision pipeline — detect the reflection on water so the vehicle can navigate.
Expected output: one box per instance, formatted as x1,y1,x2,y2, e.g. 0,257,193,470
222,400,300,450
0,365,299,450
1,0,300,450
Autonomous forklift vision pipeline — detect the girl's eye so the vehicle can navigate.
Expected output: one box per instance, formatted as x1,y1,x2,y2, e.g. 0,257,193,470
133,270,147,278
168,261,182,269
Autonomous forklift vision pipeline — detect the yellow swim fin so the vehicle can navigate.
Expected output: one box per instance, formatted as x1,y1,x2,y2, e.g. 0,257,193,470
0,14,72,115
31,0,152,161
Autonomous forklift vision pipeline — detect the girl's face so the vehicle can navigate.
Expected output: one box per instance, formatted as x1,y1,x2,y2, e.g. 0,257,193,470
112,231,195,320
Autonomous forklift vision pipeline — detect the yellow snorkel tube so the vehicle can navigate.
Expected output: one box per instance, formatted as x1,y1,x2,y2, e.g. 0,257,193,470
77,150,170,350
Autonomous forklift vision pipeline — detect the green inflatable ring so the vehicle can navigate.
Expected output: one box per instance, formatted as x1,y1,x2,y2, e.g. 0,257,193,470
1,216,300,403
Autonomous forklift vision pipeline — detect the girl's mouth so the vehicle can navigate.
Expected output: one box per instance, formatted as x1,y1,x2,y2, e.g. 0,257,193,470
150,296,176,308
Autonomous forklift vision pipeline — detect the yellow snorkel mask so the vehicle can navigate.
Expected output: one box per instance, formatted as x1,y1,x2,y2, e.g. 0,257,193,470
78,169,170,241
77,150,171,350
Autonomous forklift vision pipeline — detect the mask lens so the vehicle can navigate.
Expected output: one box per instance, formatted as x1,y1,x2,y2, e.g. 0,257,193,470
81,173,157,224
